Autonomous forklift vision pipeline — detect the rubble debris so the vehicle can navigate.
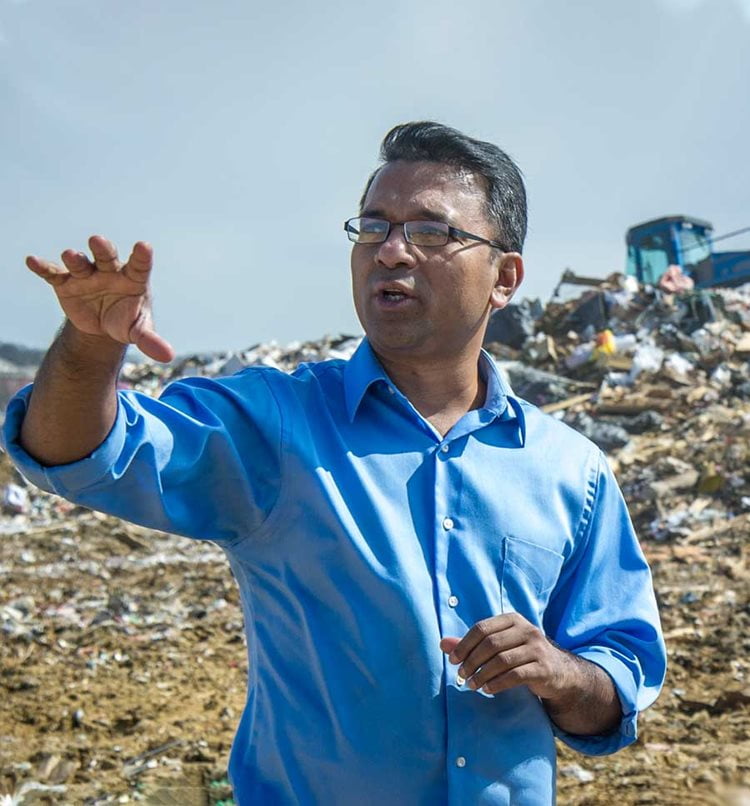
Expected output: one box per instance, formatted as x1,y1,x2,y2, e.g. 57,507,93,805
500,361,597,408
484,298,543,350
564,411,632,452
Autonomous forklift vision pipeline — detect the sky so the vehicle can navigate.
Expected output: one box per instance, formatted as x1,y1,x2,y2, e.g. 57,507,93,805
2,0,749,355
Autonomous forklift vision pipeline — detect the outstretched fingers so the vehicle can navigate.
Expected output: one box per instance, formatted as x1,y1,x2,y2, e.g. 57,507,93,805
26,234,174,363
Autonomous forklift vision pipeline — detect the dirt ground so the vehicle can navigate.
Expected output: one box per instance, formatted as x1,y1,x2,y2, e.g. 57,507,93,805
1,440,749,806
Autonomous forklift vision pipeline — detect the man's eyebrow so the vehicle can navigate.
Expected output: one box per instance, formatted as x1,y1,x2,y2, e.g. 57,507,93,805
359,205,451,222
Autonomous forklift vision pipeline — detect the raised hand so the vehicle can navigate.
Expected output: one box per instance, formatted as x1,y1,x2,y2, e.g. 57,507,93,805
26,235,174,363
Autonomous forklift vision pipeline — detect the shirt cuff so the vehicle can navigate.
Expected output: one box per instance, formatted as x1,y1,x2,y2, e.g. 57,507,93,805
551,648,639,756
1,384,126,498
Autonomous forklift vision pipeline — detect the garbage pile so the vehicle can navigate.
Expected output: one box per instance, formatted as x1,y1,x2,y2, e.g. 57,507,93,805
1,275,749,804
484,273,750,543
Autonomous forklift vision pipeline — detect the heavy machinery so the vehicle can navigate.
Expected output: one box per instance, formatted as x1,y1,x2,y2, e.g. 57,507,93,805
625,216,750,289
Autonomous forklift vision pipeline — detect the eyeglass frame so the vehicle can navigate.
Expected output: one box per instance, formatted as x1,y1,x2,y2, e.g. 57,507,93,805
343,217,509,251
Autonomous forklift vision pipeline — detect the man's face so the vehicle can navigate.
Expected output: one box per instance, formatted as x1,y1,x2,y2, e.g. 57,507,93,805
350,160,522,363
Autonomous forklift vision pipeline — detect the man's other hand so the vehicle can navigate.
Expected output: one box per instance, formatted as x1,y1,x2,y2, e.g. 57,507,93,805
26,235,174,363
440,612,573,699
440,612,622,736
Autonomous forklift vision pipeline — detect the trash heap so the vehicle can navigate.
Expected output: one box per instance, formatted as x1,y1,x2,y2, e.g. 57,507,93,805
484,273,750,543
1,275,749,804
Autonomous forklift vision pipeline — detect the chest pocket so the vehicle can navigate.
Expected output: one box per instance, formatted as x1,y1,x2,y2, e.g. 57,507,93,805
501,536,565,625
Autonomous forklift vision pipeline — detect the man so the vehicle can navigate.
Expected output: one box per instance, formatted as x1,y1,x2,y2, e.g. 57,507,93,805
3,122,665,805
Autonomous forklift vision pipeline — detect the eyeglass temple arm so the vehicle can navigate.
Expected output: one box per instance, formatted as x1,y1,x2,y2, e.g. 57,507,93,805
448,226,506,251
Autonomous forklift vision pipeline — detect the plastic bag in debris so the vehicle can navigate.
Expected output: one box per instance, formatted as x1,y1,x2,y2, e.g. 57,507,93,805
677,291,721,333
564,341,596,370
662,353,695,384
564,412,631,452
710,364,733,390
562,292,609,334
616,410,665,434
2,483,29,515
659,265,695,294
485,298,543,350
629,340,664,381
499,362,594,408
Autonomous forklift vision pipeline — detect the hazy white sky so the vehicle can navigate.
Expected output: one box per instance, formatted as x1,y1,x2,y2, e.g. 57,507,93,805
2,0,749,353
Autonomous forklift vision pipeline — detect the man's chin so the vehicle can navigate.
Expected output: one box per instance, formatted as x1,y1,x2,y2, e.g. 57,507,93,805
365,327,427,356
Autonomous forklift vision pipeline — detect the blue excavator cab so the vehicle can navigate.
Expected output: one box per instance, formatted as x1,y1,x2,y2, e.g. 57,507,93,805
626,216,750,288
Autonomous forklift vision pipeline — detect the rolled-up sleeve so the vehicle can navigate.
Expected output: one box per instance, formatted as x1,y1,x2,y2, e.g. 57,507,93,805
543,451,667,755
1,370,284,544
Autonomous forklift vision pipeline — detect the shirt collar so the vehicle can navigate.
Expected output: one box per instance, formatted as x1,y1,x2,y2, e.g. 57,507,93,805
344,338,390,421
344,339,524,442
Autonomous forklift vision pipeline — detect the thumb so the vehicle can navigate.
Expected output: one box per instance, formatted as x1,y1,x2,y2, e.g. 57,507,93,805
136,328,175,364
129,304,175,363
440,636,461,659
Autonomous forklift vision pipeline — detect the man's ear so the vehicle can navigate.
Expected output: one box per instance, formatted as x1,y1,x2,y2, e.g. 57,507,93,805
490,253,524,310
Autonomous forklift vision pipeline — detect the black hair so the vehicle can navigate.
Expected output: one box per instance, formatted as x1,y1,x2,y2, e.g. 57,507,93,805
359,121,527,253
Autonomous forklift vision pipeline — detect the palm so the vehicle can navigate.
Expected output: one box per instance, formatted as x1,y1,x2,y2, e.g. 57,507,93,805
55,271,149,343
26,236,174,363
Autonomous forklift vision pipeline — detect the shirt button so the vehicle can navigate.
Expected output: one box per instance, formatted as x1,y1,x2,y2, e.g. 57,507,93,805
440,443,450,453
442,517,454,530
387,386,395,395
448,595,459,607
456,756,466,768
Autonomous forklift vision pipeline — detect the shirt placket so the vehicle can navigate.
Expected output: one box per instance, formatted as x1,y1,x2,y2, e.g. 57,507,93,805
433,436,471,799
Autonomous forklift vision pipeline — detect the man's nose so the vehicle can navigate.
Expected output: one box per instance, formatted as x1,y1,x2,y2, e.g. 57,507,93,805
375,225,417,269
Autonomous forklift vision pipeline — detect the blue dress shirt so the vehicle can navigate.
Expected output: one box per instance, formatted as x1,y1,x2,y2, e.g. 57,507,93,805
3,339,666,805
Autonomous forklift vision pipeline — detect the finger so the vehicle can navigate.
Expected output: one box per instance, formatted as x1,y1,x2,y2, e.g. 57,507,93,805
440,637,461,658
480,661,539,696
135,328,175,364
88,235,121,272
60,249,95,279
26,255,71,288
465,646,532,690
459,626,527,680
448,615,516,665
122,241,153,283
129,308,174,364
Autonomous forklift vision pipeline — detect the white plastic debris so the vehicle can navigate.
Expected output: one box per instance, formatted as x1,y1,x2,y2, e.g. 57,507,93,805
559,763,595,782
2,483,29,515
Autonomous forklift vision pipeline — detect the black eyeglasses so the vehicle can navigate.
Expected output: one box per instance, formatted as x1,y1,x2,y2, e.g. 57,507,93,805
344,217,507,250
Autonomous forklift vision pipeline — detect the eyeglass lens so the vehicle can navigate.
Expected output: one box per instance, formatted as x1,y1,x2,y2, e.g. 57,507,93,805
346,218,450,246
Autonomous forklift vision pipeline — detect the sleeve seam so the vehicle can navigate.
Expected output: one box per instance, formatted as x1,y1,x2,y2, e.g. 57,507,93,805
565,448,603,574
